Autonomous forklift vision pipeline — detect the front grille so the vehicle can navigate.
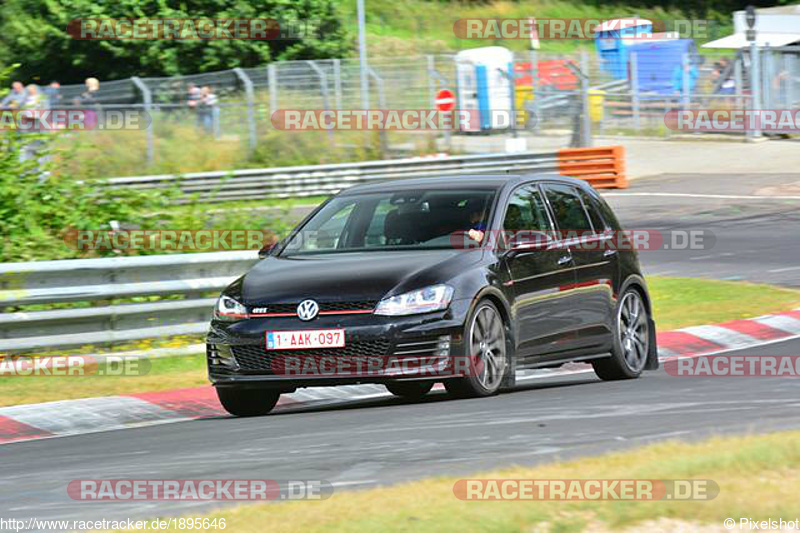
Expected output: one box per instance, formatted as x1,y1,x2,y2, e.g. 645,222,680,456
249,301,377,314
230,340,391,372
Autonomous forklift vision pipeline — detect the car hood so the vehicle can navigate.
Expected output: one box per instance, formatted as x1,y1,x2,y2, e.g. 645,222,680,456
239,250,481,304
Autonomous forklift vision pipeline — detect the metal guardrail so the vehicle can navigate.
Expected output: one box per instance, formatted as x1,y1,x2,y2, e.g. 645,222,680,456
1,148,627,353
0,251,258,353
105,151,563,203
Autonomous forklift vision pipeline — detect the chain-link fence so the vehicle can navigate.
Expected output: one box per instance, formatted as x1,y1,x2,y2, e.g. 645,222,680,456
40,45,800,168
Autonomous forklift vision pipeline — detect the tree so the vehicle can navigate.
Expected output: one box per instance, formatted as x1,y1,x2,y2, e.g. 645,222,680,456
0,0,351,83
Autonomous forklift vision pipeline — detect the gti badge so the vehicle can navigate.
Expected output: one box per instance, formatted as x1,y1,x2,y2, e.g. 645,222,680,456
297,299,319,321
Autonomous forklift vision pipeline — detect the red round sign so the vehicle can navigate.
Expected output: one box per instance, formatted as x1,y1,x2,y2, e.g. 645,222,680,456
435,89,455,112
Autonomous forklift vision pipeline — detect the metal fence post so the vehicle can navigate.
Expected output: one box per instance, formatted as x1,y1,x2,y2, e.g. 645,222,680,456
529,49,539,132
333,59,343,110
580,50,592,147
268,64,278,114
750,42,762,139
681,52,691,111
368,68,387,154
131,77,154,165
426,55,436,107
630,50,641,132
233,67,257,153
307,61,334,142
786,52,795,110
763,44,773,109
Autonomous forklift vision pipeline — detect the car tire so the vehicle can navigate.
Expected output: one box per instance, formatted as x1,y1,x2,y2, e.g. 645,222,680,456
385,382,434,400
216,388,280,417
445,299,510,398
592,287,650,381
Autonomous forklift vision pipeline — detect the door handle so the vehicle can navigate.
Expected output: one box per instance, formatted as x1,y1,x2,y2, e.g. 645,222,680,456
603,249,617,257
557,255,572,266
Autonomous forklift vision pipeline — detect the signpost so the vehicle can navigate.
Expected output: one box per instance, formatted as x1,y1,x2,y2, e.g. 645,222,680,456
746,5,761,139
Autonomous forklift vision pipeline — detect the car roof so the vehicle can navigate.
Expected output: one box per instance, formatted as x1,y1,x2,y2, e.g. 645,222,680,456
339,173,588,195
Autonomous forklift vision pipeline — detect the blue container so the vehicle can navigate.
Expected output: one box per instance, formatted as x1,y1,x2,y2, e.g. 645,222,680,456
595,20,698,96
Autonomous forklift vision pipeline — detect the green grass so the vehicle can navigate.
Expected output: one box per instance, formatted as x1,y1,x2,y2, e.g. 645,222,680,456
649,276,800,331
2,276,799,407
0,354,208,407
109,430,800,533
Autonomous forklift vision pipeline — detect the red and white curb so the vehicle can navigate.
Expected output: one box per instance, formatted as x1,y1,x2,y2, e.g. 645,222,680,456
2,309,799,445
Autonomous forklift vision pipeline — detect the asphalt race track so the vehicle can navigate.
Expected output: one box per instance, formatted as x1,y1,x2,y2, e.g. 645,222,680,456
606,173,800,287
3,173,800,527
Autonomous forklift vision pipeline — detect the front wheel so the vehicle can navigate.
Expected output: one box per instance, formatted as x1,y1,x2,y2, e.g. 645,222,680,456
592,288,650,381
445,299,509,398
385,382,434,400
216,388,280,417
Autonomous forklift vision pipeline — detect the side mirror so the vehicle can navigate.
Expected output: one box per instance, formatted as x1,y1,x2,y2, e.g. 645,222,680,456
258,242,277,259
508,230,554,251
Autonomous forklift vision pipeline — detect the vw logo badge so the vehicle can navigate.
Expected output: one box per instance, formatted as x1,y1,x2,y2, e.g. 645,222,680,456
297,299,319,321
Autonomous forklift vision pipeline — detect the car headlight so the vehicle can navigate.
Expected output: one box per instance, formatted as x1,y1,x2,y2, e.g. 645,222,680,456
374,284,454,316
215,295,248,321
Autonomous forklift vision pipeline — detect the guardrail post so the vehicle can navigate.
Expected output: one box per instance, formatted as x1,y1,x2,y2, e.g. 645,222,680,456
131,77,154,165
233,68,257,154
368,68,388,154
307,61,334,142
268,64,279,114
630,50,641,132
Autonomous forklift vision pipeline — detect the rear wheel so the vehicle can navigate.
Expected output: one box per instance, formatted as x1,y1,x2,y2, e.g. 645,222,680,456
445,300,508,398
216,388,280,417
592,288,650,381
385,382,434,400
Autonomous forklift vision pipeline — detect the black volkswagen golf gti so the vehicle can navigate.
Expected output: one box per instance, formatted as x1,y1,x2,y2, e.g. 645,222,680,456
207,175,658,416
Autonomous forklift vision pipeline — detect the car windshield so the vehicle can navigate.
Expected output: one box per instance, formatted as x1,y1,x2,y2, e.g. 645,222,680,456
279,188,497,255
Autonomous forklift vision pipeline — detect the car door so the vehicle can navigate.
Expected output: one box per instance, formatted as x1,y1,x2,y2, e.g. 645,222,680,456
501,185,582,360
541,183,616,351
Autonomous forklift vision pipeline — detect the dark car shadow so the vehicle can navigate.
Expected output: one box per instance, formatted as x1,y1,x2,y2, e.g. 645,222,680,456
201,375,603,420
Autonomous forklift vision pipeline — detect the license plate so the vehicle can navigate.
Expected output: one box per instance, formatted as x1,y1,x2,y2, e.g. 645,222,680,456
266,329,345,351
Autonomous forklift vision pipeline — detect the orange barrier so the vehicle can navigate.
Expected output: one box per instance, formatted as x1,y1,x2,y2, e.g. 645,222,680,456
557,146,627,189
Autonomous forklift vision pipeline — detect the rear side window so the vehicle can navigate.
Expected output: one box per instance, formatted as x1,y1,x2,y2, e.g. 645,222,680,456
577,189,608,233
542,184,593,232
503,186,552,232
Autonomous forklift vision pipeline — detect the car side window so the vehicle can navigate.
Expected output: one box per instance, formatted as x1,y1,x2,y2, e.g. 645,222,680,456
577,189,608,233
503,186,552,232
542,184,593,233
578,189,609,233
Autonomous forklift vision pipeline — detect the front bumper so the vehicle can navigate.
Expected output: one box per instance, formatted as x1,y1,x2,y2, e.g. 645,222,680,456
207,299,473,390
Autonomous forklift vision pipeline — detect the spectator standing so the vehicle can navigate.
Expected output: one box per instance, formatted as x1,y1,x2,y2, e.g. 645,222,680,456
19,84,49,170
43,81,62,108
198,85,220,137
75,77,100,106
1,81,27,109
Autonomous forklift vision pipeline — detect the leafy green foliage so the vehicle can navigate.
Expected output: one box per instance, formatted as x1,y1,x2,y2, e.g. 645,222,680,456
0,0,351,83
0,133,174,261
